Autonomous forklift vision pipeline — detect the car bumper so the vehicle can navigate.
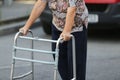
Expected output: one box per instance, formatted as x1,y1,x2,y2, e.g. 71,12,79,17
88,12,120,24
88,3,120,24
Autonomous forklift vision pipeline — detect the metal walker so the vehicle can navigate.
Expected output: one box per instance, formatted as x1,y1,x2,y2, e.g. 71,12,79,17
10,30,76,80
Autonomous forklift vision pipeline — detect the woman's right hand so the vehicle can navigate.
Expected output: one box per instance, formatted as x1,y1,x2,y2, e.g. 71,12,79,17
19,26,29,36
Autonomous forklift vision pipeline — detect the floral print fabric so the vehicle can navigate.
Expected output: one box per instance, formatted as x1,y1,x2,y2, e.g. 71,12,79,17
43,0,88,32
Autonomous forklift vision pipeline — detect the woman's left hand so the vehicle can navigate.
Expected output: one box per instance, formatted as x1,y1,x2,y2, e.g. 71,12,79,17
60,31,71,41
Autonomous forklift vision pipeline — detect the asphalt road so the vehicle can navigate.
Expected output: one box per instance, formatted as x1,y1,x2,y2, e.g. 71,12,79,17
0,26,120,80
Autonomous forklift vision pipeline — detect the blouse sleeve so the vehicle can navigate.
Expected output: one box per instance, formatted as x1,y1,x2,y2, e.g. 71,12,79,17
68,0,76,7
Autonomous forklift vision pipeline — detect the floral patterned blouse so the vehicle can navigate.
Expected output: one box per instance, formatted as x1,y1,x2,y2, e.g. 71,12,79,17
42,0,88,32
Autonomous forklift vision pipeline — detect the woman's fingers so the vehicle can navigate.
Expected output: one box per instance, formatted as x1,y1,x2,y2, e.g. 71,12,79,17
19,27,28,35
60,32,71,41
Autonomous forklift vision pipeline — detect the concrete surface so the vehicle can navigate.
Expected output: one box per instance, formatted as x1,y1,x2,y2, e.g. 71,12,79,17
0,1,40,36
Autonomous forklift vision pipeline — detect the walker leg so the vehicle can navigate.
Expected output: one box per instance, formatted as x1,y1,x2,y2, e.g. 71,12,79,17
54,69,57,80
10,59,15,80
31,54,34,80
31,38,34,80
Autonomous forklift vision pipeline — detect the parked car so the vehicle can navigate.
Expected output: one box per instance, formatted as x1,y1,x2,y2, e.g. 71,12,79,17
40,0,120,34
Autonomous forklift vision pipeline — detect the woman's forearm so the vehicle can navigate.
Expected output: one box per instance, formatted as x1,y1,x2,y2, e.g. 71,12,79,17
25,0,47,29
63,7,76,33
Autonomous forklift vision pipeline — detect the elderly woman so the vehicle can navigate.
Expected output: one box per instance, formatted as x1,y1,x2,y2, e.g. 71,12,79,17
19,0,88,80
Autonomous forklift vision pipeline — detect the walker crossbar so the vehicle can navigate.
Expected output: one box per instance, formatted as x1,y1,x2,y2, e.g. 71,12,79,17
13,71,32,80
14,46,56,54
19,36,58,43
13,57,55,65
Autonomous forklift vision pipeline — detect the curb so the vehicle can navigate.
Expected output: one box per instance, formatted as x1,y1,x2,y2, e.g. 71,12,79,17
0,19,41,36
0,16,29,25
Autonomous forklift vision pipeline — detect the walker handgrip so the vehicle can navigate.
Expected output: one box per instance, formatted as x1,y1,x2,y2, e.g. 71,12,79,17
19,30,32,36
14,30,33,45
58,35,73,43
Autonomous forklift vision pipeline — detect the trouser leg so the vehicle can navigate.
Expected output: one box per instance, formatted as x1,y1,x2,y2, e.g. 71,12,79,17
52,25,69,80
52,24,87,80
67,26,87,80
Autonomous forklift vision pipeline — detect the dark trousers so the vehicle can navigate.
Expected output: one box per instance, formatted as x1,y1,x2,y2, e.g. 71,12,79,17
52,24,87,80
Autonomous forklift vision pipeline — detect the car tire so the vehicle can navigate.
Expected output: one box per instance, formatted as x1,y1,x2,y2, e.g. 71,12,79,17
41,20,52,35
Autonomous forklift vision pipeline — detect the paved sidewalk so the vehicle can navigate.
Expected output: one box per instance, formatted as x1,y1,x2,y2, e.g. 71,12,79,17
0,1,35,22
0,1,40,36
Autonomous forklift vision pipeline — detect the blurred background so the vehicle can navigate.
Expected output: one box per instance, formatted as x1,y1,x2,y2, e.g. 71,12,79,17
0,0,120,80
